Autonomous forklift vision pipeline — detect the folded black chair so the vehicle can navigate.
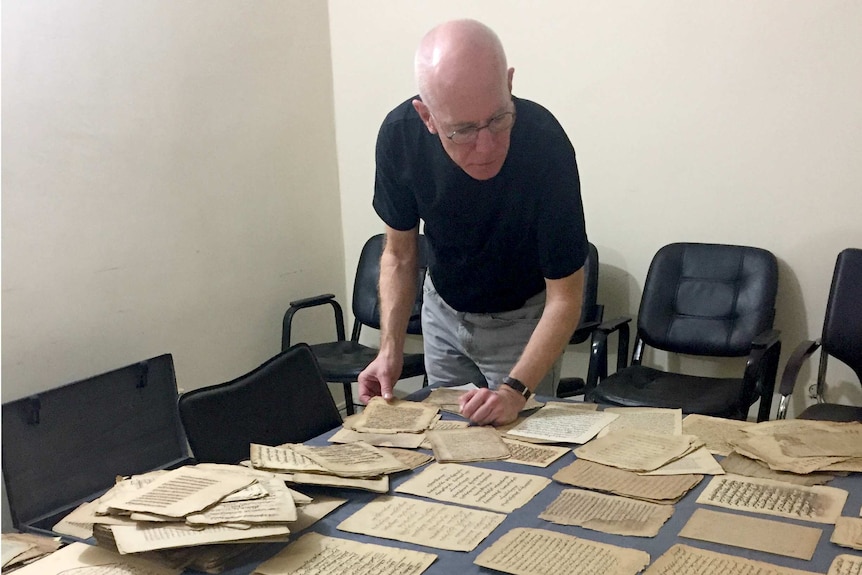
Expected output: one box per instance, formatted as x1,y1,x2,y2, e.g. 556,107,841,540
557,242,605,398
777,248,862,421
282,233,430,415
587,243,781,422
178,343,342,464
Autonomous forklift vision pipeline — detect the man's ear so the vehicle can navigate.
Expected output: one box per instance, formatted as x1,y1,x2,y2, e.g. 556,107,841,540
507,67,515,94
412,99,437,134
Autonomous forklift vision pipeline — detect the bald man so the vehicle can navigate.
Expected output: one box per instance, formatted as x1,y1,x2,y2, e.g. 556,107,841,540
358,19,588,426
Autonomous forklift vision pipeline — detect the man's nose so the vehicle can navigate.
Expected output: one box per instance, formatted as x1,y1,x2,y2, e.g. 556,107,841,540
473,125,496,153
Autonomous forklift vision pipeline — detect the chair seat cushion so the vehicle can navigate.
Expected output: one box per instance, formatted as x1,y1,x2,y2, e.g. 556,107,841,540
309,341,425,382
799,402,862,422
589,365,747,418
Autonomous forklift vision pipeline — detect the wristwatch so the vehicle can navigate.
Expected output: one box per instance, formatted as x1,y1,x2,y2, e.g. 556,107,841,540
501,376,532,400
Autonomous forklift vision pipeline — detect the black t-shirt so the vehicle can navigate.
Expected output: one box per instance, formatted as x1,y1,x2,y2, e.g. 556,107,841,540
373,96,588,313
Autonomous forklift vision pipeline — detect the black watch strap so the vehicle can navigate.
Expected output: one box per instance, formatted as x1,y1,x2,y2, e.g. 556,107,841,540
502,376,532,400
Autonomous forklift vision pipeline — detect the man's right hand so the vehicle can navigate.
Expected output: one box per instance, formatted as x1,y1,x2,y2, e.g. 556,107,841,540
358,352,404,404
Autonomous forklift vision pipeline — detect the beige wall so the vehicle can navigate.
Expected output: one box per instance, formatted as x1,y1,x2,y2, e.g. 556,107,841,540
328,1,862,418
2,0,345,402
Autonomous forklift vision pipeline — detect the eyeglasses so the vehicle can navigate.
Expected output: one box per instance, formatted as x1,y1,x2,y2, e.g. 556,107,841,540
441,111,516,145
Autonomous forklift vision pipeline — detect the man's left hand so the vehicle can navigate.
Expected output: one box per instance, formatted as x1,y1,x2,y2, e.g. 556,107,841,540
458,385,526,426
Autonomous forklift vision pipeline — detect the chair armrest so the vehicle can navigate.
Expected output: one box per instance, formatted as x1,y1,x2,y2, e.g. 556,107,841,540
585,316,632,396
289,293,337,308
282,294,346,349
774,338,821,420
744,329,782,422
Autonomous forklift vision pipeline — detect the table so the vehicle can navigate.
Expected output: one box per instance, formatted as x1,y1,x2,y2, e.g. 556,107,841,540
216,394,861,575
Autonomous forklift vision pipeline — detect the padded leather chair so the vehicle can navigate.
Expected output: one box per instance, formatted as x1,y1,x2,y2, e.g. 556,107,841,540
587,243,781,422
282,233,430,415
557,242,605,398
178,343,342,464
777,248,862,421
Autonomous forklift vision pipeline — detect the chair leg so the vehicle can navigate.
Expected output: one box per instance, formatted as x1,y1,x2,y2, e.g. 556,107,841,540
343,382,355,416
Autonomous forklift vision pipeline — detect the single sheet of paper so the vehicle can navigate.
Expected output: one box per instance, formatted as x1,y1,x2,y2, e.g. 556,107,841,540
598,407,682,437
348,397,439,433
679,508,822,560
501,438,570,467
395,462,550,513
720,451,836,486
111,522,290,554
644,543,821,575
733,434,849,474
777,423,862,457
419,419,470,449
507,403,618,443
292,441,408,477
12,541,183,575
553,459,702,503
1,539,35,568
328,426,427,449
682,413,756,456
253,532,437,575
426,426,511,462
539,488,673,537
474,527,649,575
830,516,862,550
829,554,862,575
250,443,325,472
574,430,701,472
107,466,255,517
639,446,724,476
696,473,849,524
337,495,505,551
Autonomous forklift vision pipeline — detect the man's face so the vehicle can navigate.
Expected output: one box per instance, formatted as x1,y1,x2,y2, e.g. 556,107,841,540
415,68,515,181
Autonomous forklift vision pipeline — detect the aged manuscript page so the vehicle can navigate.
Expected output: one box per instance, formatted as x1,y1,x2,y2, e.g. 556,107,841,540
830,516,862,551
506,403,617,444
682,413,755,456
501,438,570,468
348,397,438,433
253,532,436,575
539,488,674,537
106,467,255,518
598,407,682,437
395,463,551,513
644,543,822,575
679,508,822,560
337,495,505,551
828,554,862,575
474,527,649,575
553,459,702,503
425,426,511,463
696,473,848,524
573,430,701,472
291,441,408,477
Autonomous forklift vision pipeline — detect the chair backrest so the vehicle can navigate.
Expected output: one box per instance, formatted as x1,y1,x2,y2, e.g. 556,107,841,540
178,343,341,464
637,243,778,357
822,248,862,381
569,242,602,345
352,233,431,336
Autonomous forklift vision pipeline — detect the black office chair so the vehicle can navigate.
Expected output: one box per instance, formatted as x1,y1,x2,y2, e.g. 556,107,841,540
557,242,605,398
178,343,342,464
282,233,430,415
777,248,862,421
586,243,781,422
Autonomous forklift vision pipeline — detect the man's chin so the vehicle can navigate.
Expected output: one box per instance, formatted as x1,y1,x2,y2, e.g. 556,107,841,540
463,162,504,181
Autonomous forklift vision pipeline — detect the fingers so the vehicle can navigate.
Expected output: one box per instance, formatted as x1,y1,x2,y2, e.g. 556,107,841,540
460,388,502,426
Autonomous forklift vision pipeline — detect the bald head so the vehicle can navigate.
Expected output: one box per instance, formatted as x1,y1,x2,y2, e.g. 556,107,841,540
415,19,510,112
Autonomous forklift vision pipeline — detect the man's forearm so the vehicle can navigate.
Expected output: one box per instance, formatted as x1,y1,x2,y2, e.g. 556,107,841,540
508,270,584,390
377,230,419,355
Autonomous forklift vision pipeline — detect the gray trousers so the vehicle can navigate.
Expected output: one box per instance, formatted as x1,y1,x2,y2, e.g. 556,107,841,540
421,274,561,397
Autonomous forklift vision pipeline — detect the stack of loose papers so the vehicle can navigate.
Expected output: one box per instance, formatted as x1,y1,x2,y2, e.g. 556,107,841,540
250,440,426,493
54,463,346,571
573,429,704,473
730,419,862,475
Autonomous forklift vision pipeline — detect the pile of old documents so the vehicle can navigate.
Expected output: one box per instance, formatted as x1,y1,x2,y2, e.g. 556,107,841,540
54,463,346,573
